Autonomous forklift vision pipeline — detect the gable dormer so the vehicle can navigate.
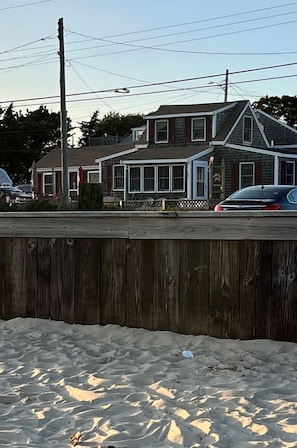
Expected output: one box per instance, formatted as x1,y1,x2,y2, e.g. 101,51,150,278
145,103,234,146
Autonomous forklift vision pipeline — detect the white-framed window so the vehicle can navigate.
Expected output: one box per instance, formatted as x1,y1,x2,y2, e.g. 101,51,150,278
144,166,155,192
155,120,168,143
243,116,253,143
285,161,295,185
88,171,100,183
172,165,185,191
69,171,78,195
43,172,53,195
157,166,170,192
129,166,141,192
191,117,206,141
127,165,186,194
239,162,255,188
113,165,124,190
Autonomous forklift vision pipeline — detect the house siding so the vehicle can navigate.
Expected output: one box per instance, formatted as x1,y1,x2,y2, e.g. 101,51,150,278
256,113,297,146
213,147,274,199
227,109,267,148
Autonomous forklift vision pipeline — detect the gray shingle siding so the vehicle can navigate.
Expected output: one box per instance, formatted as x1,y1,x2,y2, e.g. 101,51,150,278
175,117,185,144
256,113,297,145
213,146,274,198
226,110,267,148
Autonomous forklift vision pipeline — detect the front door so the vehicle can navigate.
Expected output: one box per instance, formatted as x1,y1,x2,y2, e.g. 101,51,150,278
193,161,208,199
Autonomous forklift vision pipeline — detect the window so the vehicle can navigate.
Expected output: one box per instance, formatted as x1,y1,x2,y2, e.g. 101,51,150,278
144,166,155,192
192,118,206,141
239,162,254,188
172,165,185,191
157,166,170,191
285,161,295,185
88,171,99,183
113,165,124,190
43,173,53,195
288,188,297,203
155,120,168,143
243,116,253,143
129,167,141,192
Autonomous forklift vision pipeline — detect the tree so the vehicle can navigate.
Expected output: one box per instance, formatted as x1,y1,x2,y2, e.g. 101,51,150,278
78,111,145,146
0,104,72,183
253,95,297,128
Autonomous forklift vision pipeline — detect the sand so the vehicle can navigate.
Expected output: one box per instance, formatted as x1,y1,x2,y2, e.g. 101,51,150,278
0,318,296,447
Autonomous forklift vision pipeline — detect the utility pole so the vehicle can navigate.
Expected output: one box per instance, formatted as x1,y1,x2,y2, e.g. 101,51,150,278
224,69,229,102
58,17,69,205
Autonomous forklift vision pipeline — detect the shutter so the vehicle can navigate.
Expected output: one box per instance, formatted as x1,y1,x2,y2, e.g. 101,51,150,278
56,171,62,196
232,163,239,191
280,161,286,184
295,162,297,186
255,161,262,185
149,120,155,143
107,164,113,193
37,173,42,196
185,117,191,143
169,118,175,144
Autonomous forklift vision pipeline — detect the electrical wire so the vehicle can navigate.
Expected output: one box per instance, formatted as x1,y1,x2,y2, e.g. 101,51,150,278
0,0,53,11
1,62,296,105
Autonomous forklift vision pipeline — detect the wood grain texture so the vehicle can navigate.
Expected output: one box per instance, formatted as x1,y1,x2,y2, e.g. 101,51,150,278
5,238,27,319
0,211,297,240
179,240,209,335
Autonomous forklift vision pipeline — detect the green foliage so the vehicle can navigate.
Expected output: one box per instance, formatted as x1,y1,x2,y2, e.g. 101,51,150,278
253,95,297,128
20,199,59,211
77,183,103,210
0,104,72,184
78,111,144,146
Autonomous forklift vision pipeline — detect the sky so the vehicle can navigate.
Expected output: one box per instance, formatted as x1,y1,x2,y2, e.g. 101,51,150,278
0,0,296,140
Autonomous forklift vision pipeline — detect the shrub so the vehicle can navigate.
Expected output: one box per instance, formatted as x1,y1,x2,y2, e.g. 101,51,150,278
77,183,103,210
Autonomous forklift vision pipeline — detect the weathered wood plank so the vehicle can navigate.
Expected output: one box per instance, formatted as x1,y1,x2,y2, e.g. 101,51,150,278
0,212,297,240
5,238,27,319
100,239,127,326
0,238,5,319
209,240,240,339
179,240,209,335
254,241,273,339
49,238,64,321
126,240,154,330
60,238,76,324
74,239,101,324
239,241,262,339
270,241,297,342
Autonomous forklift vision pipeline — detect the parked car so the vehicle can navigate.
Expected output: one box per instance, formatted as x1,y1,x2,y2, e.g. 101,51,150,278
16,184,33,195
214,185,297,211
0,186,33,204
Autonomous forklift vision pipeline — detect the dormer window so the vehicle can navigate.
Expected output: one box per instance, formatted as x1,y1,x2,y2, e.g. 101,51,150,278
243,116,253,143
191,117,206,141
155,120,168,143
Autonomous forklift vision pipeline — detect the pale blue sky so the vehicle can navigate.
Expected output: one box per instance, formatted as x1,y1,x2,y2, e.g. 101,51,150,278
1,0,296,132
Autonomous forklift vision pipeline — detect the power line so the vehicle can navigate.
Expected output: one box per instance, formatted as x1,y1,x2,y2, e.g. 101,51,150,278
0,34,56,56
1,61,296,105
67,2,297,40
0,0,53,11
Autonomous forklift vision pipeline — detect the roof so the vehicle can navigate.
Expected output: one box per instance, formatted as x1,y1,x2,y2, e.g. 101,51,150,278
121,144,211,162
145,101,247,118
214,100,249,141
35,144,136,169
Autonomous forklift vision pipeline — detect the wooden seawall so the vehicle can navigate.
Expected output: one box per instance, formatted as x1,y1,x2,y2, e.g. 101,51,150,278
0,211,296,341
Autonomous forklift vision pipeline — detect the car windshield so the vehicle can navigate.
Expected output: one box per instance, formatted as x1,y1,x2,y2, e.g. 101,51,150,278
230,188,286,200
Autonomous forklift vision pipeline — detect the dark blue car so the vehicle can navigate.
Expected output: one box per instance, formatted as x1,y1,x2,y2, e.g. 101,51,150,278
214,185,297,211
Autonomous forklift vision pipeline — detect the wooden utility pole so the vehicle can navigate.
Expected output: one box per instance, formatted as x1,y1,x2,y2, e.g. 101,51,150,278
58,17,69,204
224,69,229,102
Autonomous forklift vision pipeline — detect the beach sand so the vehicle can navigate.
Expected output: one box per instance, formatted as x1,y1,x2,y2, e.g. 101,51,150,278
0,318,296,447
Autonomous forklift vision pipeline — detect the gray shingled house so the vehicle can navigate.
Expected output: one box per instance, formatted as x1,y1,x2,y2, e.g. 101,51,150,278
33,101,297,205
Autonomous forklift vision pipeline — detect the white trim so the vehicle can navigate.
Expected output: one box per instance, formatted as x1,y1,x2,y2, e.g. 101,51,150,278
121,147,214,165
145,103,236,120
226,143,297,159
239,161,255,189
243,115,253,144
274,156,279,185
126,164,187,194
255,109,297,134
191,117,206,142
95,147,138,163
155,119,169,143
